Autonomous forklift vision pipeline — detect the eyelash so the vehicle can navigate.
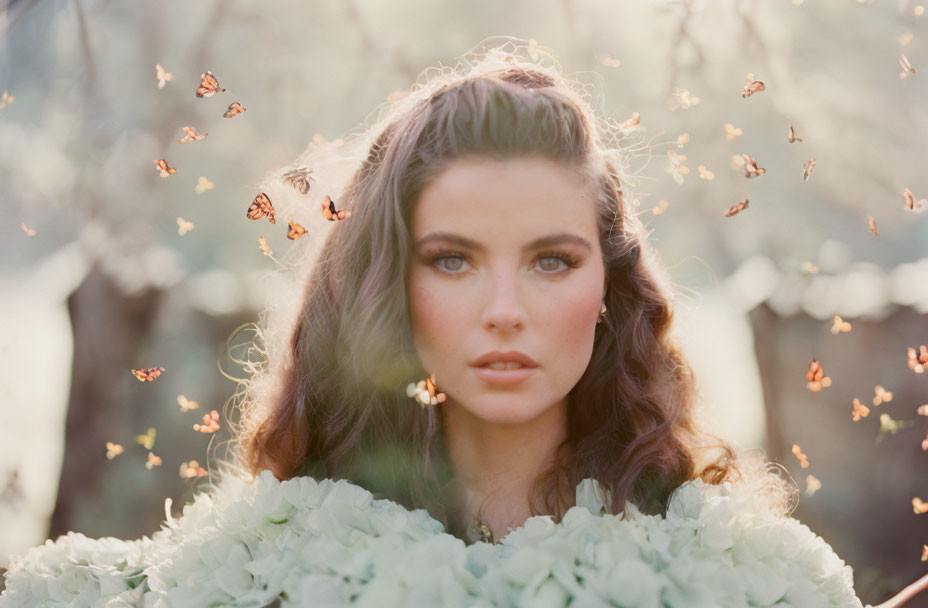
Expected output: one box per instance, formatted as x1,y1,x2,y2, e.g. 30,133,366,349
426,248,582,275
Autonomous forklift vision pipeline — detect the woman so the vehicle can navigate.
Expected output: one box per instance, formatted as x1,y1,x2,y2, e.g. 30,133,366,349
1,40,879,607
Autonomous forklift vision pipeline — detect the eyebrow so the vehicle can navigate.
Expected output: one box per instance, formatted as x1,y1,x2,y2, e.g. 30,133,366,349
415,232,593,252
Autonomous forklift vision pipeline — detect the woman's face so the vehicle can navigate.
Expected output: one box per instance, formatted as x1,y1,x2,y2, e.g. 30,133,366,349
407,156,606,426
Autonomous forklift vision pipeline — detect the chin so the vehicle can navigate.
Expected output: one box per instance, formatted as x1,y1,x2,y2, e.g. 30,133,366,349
465,398,548,425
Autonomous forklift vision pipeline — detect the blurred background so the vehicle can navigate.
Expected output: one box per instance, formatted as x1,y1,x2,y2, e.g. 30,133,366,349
1,0,927,604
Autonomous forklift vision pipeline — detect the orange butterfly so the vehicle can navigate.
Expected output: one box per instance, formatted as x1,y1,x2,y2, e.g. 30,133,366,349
867,215,878,236
177,217,194,236
154,159,177,178
258,236,273,257
830,315,851,334
321,195,352,221
194,176,214,194
180,460,208,478
247,193,276,224
177,395,199,412
872,384,893,406
724,123,742,141
146,452,162,470
131,367,165,382
724,199,749,218
287,221,307,240
697,165,715,180
105,442,124,460
193,410,220,433
903,188,927,212
805,359,831,392
223,102,246,118
805,474,821,496
195,71,226,98
788,123,803,143
742,80,765,98
0,90,13,110
178,126,208,144
802,158,816,181
918,404,928,416
922,544,928,561
155,63,172,89
913,497,928,514
922,433,928,452
742,154,766,178
907,345,928,373
652,199,669,215
20,223,36,237
851,398,870,421
791,444,810,468
282,167,316,194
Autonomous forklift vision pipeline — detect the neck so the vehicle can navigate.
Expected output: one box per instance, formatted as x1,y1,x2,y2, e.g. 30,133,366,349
442,397,568,542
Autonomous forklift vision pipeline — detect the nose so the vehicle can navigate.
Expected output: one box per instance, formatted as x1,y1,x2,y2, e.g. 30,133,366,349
480,272,527,332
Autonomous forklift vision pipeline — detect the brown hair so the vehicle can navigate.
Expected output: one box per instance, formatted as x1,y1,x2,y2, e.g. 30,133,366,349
226,39,796,542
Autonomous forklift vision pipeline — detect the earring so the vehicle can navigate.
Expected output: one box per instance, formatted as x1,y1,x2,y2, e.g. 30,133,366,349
597,301,607,324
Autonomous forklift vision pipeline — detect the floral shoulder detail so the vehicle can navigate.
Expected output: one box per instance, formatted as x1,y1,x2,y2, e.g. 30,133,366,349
0,472,870,607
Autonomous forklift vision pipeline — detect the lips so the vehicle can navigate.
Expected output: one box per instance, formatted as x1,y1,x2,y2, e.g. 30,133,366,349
470,350,539,369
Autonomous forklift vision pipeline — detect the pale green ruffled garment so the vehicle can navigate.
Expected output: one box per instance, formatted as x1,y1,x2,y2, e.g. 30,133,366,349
0,471,870,607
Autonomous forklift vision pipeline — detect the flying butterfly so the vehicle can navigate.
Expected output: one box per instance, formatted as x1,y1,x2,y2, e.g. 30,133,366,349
154,159,177,178
105,442,124,460
899,53,916,79
666,150,690,184
246,193,276,224
907,345,928,373
177,394,199,412
132,367,165,382
155,63,172,89
872,384,893,406
918,404,928,416
913,497,928,514
146,452,162,470
805,359,832,392
223,102,247,118
195,70,226,98
652,199,669,215
867,215,878,236
922,433,928,452
177,217,194,236
697,165,715,180
880,413,905,435
830,315,851,334
805,474,821,497
724,199,750,218
193,410,220,433
741,80,765,98
20,223,36,237
788,123,803,143
321,195,352,221
802,158,816,181
791,444,810,468
922,545,928,562
136,427,156,450
258,236,273,257
667,87,700,110
180,460,208,478
282,167,316,194
851,398,870,421
724,123,742,141
287,221,307,240
600,55,622,68
742,153,766,178
903,188,927,212
194,176,214,194
0,90,14,110
676,133,689,148
178,126,208,144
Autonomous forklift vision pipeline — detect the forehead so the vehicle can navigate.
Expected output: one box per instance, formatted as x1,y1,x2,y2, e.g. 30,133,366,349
412,156,600,243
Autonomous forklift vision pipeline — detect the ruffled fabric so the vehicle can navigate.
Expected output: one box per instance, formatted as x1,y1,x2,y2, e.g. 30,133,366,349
0,472,868,607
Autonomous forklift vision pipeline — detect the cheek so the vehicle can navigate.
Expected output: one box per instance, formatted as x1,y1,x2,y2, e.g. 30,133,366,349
407,270,462,369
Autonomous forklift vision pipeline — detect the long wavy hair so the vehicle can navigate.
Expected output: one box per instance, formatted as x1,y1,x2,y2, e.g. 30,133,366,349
225,39,796,543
